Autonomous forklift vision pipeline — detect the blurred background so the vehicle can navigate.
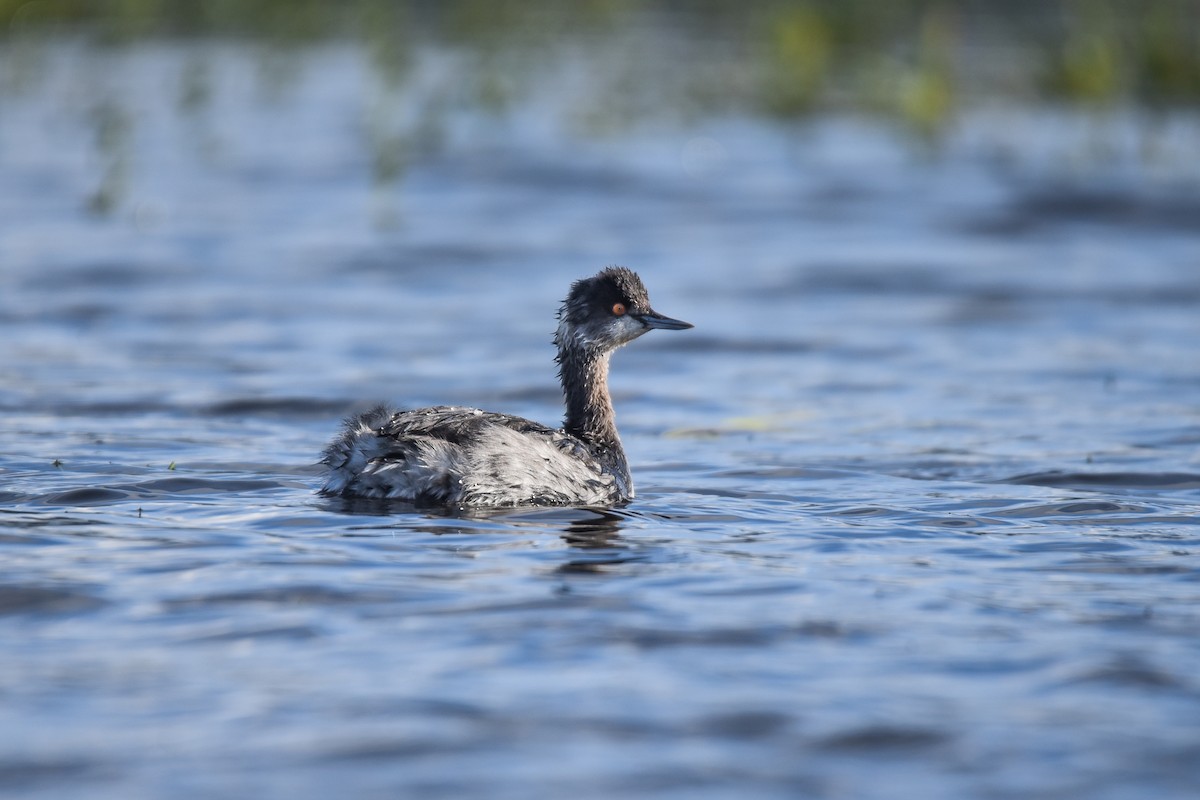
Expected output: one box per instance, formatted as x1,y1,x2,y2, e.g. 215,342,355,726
3,3,1200,800
5,0,1200,224
3,0,1198,409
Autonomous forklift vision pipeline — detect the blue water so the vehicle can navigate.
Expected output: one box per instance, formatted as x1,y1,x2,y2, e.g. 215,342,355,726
2,40,1200,799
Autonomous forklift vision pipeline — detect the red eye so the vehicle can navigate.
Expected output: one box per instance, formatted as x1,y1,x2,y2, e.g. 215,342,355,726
611,302,626,316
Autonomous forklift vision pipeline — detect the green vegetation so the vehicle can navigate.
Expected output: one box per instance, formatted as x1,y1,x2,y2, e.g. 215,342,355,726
4,0,1197,144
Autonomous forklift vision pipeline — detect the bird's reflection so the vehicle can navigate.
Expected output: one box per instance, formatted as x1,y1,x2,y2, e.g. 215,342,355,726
559,510,624,547
320,495,630,554
552,509,645,575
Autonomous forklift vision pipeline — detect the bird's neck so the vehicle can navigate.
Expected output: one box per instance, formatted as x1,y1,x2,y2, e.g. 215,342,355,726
559,342,623,456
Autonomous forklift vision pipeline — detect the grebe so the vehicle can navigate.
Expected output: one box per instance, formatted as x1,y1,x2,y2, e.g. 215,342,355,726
319,267,692,507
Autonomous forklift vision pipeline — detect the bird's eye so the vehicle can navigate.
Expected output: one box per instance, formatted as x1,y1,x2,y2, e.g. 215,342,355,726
611,302,627,316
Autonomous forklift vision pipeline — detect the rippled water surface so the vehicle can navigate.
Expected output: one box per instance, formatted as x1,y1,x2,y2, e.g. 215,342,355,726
2,39,1200,800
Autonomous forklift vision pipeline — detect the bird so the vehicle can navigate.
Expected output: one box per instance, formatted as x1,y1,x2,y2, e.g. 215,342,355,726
319,266,692,508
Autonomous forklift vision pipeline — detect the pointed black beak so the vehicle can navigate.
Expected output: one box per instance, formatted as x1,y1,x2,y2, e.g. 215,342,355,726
638,310,693,331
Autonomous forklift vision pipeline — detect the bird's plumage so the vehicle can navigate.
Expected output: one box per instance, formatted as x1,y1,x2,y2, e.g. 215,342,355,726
320,404,627,506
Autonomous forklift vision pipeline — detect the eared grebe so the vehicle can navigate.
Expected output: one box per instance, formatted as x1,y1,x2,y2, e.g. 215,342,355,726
319,267,692,508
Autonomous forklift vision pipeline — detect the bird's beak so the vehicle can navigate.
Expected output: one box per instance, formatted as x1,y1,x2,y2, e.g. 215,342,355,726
638,310,693,331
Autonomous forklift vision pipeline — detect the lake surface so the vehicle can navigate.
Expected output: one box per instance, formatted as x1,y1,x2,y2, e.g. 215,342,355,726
2,37,1200,799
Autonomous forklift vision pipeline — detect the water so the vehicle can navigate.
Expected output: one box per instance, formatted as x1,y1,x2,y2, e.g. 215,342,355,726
3,38,1200,800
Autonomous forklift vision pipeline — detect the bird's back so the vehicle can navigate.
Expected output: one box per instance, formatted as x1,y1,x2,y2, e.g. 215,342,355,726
320,405,627,507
